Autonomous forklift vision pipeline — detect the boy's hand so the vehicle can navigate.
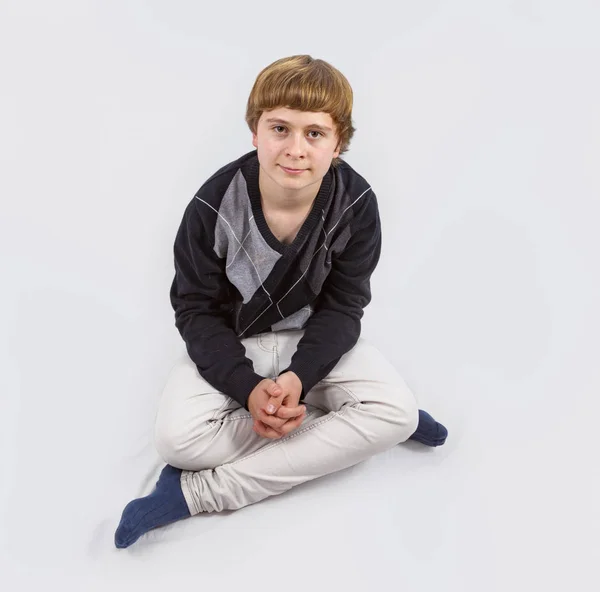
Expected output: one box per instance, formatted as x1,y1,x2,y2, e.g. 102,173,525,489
248,378,305,439
273,372,303,410
261,371,305,437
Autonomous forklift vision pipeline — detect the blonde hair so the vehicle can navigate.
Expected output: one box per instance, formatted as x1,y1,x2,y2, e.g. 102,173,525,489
245,55,355,167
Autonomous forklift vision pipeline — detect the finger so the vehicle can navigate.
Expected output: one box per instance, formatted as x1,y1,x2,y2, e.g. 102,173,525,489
266,382,283,398
253,419,282,439
258,409,287,430
279,411,306,436
255,424,279,440
265,393,284,415
275,405,306,420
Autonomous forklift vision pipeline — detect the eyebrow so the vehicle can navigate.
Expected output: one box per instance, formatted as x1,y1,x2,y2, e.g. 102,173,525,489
264,117,333,133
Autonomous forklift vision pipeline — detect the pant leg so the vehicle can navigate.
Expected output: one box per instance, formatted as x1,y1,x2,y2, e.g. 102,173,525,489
170,330,419,514
154,332,284,472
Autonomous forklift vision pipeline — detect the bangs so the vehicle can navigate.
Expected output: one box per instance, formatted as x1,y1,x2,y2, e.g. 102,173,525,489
252,63,351,123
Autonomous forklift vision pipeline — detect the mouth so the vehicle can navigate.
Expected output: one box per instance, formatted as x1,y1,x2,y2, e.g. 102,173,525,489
280,165,307,174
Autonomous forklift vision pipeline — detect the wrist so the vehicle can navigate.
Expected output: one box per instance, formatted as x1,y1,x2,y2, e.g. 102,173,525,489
280,370,301,385
277,371,304,401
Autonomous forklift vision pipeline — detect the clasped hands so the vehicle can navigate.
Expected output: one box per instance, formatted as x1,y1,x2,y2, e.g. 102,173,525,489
247,371,306,439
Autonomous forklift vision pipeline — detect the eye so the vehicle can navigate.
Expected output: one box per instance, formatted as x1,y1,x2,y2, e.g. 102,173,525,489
271,126,323,139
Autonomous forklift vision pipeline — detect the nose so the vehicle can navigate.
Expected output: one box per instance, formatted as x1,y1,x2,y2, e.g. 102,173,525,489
285,132,307,159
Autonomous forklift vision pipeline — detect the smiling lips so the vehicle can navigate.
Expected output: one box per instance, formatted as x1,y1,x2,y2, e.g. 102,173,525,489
280,165,307,174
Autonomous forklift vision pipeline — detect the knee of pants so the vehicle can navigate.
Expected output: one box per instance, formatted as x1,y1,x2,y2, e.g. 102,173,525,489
154,415,211,470
398,397,419,442
376,395,419,447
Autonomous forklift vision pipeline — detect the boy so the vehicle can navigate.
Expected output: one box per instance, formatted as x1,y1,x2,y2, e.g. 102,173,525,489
115,55,447,549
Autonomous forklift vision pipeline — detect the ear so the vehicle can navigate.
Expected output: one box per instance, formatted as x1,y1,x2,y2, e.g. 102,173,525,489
333,141,341,159
252,132,258,149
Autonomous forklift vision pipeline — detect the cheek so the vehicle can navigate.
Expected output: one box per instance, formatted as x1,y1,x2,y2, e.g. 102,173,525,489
261,148,277,163
315,153,333,169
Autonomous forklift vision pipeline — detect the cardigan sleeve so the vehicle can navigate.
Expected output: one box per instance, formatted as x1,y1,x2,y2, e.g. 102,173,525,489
170,198,264,409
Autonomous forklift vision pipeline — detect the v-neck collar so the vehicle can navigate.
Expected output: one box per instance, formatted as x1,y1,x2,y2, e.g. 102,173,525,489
245,152,334,254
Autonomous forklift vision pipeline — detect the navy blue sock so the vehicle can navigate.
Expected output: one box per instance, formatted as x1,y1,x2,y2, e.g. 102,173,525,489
409,409,448,447
114,464,191,548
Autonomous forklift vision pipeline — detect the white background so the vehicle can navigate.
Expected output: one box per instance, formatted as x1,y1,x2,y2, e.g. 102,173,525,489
1,1,598,590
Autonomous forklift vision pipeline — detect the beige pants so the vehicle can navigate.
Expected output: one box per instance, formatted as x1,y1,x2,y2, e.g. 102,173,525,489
154,329,419,514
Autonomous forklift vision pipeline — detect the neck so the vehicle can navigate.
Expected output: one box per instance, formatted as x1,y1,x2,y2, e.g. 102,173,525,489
258,166,322,212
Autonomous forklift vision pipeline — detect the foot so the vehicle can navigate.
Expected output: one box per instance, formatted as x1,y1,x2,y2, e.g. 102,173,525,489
409,409,448,447
114,464,191,548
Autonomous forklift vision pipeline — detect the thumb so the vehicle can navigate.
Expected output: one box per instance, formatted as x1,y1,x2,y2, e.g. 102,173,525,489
265,382,284,414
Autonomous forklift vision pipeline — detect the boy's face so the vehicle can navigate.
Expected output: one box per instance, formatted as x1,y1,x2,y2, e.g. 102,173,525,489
252,107,341,198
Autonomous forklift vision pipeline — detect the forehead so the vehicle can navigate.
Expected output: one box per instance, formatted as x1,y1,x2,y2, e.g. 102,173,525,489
260,107,334,130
